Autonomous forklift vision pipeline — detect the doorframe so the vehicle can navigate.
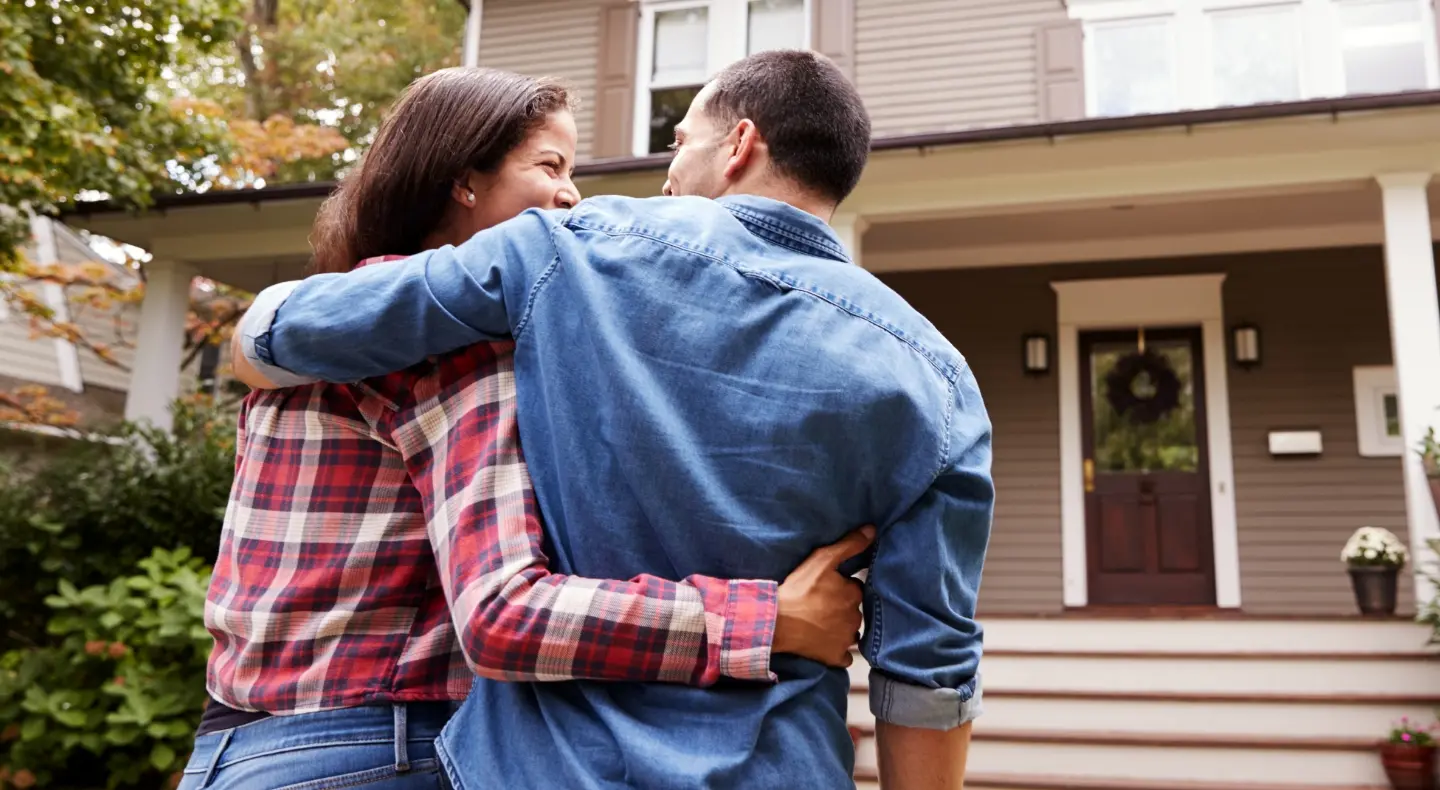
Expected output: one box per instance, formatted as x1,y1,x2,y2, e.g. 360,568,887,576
1052,274,1242,609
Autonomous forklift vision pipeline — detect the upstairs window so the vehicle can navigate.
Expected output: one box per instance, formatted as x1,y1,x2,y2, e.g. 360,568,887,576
637,0,809,155
1072,0,1439,119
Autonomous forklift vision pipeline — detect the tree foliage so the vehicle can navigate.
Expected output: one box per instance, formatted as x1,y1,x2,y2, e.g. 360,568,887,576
0,0,242,264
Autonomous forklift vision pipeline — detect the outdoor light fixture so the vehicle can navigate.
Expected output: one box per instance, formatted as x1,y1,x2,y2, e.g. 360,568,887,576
1023,334,1051,375
1232,324,1261,369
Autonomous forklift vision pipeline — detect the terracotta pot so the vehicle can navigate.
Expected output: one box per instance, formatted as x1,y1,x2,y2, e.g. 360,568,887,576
1380,743,1438,790
1429,477,1440,519
1349,565,1400,616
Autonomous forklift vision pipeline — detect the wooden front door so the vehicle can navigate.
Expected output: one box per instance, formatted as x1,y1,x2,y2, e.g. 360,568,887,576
1080,328,1216,606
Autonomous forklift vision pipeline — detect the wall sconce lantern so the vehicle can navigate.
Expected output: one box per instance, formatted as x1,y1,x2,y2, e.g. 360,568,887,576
1232,324,1261,369
1022,334,1051,376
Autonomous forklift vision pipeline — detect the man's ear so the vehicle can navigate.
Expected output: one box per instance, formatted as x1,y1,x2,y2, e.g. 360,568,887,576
721,119,760,181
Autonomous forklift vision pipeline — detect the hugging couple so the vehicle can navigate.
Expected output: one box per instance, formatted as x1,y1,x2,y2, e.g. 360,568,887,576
182,50,993,790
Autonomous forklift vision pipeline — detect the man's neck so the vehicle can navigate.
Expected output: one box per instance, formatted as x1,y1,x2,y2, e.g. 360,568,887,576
720,183,835,224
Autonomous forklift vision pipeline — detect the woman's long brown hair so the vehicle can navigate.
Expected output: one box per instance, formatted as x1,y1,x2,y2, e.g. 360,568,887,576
309,67,572,275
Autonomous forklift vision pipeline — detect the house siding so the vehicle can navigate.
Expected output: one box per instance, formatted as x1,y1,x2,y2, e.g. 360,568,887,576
855,0,1068,137
478,0,603,161
0,286,66,390
881,247,1410,616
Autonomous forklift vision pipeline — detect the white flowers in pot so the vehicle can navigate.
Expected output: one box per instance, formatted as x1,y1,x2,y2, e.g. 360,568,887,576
1341,526,1408,569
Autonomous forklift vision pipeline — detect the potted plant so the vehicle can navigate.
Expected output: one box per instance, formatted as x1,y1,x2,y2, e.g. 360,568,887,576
1381,717,1437,790
1342,526,1408,616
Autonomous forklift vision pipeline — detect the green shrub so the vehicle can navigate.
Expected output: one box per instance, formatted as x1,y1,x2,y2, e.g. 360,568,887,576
0,548,212,789
0,400,234,788
0,402,234,649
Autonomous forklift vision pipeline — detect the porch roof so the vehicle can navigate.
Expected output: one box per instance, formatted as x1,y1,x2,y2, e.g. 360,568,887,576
59,88,1440,292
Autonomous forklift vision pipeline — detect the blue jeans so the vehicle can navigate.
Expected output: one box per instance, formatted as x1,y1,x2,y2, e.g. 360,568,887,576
178,702,455,790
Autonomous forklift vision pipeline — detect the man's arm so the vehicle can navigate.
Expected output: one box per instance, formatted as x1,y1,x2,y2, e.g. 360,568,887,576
863,365,994,789
877,722,973,789
390,347,870,684
234,208,565,389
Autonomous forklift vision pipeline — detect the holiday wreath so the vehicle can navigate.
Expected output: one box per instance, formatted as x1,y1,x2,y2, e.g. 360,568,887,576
1104,351,1181,424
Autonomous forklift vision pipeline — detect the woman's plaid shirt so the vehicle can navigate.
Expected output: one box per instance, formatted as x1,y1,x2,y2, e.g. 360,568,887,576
205,262,779,714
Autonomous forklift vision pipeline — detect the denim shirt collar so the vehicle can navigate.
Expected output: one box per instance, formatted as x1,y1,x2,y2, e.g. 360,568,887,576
716,195,851,265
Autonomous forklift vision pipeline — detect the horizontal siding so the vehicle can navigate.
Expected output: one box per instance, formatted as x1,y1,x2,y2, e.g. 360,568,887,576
71,299,136,393
881,248,1411,616
881,265,1064,615
1222,249,1411,615
855,0,1068,137
479,0,602,161
0,286,65,389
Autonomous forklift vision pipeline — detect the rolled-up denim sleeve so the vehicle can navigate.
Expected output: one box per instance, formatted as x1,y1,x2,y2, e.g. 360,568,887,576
862,365,994,730
241,208,563,383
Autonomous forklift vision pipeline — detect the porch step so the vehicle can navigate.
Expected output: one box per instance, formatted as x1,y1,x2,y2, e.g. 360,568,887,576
854,768,1385,790
845,617,1434,788
850,726,1387,786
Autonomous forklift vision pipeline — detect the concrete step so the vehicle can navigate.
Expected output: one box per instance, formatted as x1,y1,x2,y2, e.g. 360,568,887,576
979,617,1433,654
855,768,1387,790
850,727,1387,786
845,689,1440,738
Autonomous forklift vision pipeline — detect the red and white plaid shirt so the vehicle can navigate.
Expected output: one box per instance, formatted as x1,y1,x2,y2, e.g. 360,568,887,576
204,256,779,714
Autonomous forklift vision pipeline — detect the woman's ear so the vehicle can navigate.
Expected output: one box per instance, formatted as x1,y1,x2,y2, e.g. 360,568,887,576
450,175,478,209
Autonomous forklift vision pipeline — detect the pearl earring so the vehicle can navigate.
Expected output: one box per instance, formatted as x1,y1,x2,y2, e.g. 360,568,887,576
466,191,476,204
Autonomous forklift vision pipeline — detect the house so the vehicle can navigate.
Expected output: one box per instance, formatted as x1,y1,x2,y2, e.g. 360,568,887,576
64,0,1440,786
1,217,214,444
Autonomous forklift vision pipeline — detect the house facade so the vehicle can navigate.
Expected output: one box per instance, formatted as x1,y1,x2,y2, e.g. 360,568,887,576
65,1,1440,786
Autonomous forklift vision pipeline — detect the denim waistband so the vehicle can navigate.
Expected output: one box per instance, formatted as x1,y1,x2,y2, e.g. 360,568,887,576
185,702,456,787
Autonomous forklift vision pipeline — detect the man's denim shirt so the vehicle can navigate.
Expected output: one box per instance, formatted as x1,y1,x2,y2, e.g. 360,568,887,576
241,194,994,789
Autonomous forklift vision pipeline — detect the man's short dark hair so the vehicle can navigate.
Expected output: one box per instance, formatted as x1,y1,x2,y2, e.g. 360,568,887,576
705,50,871,205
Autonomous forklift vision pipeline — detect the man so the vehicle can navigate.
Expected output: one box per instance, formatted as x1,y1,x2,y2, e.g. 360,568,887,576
234,51,992,790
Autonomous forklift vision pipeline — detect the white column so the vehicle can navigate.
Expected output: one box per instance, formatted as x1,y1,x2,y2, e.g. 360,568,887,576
1377,172,1440,605
831,214,869,268
124,259,195,431
462,0,484,68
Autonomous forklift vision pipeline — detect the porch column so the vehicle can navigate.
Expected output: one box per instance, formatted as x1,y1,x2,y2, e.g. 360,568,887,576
832,214,869,268
462,0,484,67
123,259,195,431
1377,172,1440,604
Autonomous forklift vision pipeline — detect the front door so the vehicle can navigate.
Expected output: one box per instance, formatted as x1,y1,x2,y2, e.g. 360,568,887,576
1080,328,1216,606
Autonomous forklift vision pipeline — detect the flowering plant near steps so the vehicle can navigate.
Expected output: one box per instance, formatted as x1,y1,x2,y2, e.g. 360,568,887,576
1419,538,1440,647
1388,717,1438,748
1418,427,1440,478
1341,526,1409,568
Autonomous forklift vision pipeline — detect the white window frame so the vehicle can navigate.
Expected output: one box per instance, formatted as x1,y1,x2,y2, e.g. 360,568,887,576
1353,365,1405,457
633,0,812,157
1070,0,1439,117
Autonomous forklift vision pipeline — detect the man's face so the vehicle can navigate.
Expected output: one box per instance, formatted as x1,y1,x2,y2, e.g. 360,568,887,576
662,83,731,199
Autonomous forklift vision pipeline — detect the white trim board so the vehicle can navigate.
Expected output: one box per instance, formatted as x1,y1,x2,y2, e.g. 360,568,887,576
1051,273,1242,609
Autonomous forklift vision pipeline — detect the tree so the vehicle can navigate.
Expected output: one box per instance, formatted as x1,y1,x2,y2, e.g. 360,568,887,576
0,0,242,264
1,0,467,427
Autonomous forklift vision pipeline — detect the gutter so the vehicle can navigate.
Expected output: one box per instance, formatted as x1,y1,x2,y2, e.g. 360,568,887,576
63,88,1440,217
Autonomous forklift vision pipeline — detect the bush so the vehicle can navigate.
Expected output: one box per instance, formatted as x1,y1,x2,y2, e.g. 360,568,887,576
0,548,212,789
0,400,234,788
0,402,234,648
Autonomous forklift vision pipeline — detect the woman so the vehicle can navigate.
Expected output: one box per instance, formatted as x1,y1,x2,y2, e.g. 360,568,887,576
179,67,867,790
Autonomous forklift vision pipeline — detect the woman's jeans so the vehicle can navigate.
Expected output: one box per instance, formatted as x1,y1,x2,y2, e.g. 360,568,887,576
177,702,455,790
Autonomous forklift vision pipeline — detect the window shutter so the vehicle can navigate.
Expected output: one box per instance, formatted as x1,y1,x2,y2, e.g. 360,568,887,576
811,0,857,80
594,1,640,159
1036,21,1086,122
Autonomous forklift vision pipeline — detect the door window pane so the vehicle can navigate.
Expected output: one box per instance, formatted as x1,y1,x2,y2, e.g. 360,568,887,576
653,7,709,86
1210,5,1302,106
1090,337,1200,474
1092,18,1178,117
748,0,807,55
1338,0,1431,94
